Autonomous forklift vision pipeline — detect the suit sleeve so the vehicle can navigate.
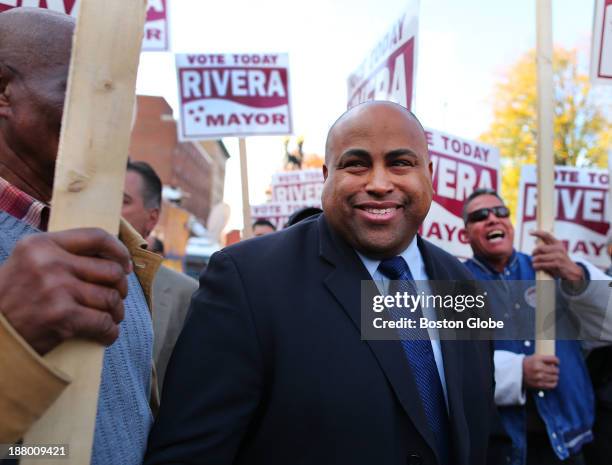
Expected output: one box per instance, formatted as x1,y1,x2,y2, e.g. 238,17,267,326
562,257,612,349
144,250,264,465
0,314,69,443
154,272,198,393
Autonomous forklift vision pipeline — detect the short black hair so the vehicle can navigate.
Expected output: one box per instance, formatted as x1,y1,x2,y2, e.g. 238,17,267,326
149,237,165,256
284,207,322,228
252,219,276,231
127,161,162,209
462,188,505,223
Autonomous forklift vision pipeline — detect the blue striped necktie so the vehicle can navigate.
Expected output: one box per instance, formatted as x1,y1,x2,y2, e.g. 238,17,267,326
378,256,451,465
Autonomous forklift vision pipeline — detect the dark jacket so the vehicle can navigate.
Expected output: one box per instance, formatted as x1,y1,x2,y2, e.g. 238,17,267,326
465,251,594,465
145,214,504,465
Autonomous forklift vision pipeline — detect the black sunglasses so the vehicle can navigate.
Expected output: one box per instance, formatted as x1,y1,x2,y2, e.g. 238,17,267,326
466,206,510,224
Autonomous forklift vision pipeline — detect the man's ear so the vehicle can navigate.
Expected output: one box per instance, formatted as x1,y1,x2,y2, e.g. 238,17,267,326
0,65,10,118
145,207,160,238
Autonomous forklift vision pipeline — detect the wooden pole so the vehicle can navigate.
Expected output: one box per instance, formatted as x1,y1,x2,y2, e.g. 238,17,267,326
22,1,147,464
608,148,612,221
239,138,253,239
535,0,556,356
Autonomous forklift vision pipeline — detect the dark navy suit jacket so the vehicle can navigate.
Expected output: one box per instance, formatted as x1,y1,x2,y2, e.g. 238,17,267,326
145,214,506,465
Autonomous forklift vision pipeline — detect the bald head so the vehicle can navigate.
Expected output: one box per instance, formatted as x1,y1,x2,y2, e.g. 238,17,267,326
325,101,427,163
0,8,75,202
0,8,74,71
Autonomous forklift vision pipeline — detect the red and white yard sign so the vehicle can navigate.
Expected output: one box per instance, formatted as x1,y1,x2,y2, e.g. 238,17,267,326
420,128,501,260
516,165,610,268
251,169,323,229
142,0,169,52
591,0,612,85
0,0,77,15
0,0,169,51
176,53,292,141
347,1,419,109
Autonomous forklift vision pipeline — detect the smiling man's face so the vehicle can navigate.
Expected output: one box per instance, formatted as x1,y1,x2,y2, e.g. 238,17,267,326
321,102,433,260
464,194,514,264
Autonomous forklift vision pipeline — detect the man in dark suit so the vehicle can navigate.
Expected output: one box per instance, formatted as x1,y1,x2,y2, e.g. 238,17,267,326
144,101,502,465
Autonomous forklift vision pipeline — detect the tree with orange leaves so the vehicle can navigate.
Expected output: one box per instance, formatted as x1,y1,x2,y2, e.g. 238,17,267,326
480,47,611,218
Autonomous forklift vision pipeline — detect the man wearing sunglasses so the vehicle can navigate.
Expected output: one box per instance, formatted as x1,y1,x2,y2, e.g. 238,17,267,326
462,188,608,465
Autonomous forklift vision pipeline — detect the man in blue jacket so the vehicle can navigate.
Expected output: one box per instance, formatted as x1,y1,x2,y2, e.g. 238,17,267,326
462,187,606,465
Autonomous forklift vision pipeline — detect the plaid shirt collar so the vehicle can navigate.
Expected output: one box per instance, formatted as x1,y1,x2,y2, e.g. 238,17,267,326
0,176,48,229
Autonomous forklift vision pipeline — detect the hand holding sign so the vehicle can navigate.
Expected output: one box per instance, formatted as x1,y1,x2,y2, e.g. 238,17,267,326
523,354,560,390
531,230,585,282
0,229,131,355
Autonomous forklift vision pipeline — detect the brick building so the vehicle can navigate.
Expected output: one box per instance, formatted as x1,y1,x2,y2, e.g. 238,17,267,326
129,95,229,223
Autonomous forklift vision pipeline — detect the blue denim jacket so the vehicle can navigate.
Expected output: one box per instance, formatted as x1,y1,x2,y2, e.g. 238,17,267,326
464,251,594,465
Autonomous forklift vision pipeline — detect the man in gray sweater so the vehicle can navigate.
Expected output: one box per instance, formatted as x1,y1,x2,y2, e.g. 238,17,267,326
0,8,160,465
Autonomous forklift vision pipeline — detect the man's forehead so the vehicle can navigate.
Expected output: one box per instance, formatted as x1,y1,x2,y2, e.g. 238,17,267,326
330,123,380,145
126,170,145,190
467,194,505,212
335,102,421,131
0,8,73,71
326,102,427,156
0,6,75,29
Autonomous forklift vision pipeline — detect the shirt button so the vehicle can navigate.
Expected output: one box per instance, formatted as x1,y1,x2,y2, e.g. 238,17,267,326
552,433,557,439
524,341,531,347
538,391,545,398
505,270,510,276
515,303,521,309
557,446,563,453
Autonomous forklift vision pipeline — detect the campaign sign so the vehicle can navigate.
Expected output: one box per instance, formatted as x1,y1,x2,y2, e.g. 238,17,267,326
347,1,419,109
251,169,323,229
420,128,501,260
591,0,612,85
176,53,292,140
143,0,169,51
0,0,77,15
0,0,169,51
515,166,610,268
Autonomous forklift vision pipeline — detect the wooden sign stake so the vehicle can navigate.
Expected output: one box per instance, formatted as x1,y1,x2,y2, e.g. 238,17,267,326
535,0,556,356
22,1,147,464
239,138,253,239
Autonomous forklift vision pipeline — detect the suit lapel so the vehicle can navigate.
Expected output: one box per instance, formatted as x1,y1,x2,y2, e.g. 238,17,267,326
418,238,470,465
439,339,469,464
317,216,440,459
